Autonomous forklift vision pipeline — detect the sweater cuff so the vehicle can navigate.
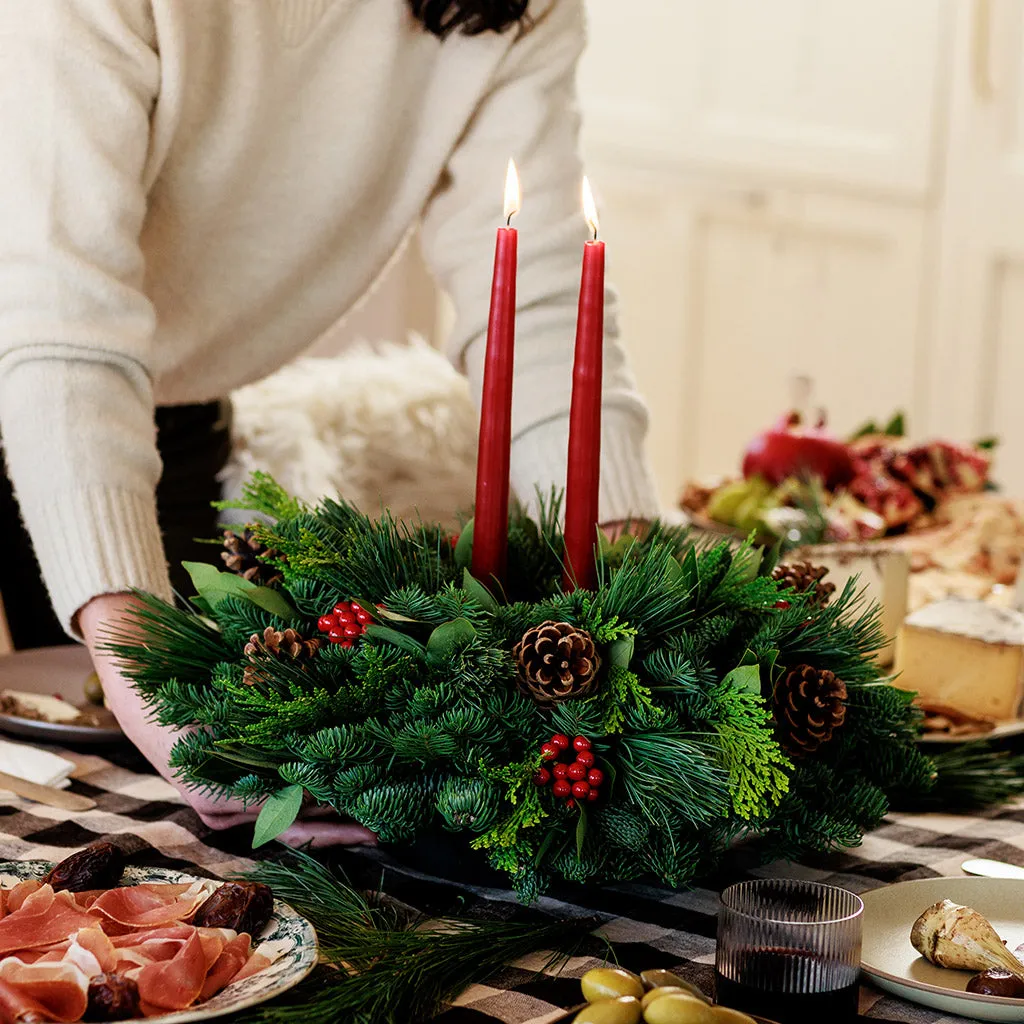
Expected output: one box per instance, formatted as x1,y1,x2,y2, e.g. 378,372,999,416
16,486,172,635
510,412,661,524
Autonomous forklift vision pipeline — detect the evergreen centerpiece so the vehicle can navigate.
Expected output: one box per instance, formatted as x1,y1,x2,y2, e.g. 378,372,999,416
111,473,937,902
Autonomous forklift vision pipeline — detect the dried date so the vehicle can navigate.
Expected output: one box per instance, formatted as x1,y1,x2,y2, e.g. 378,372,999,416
193,881,274,936
43,842,125,893
966,968,1024,998
86,973,140,1021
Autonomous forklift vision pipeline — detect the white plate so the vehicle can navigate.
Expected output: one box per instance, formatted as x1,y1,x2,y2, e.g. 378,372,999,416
918,719,1024,744
0,647,122,744
0,860,318,1023
861,876,1024,1021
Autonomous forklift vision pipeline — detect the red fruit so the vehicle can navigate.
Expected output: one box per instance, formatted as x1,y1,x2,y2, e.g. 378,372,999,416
355,611,372,624
587,768,605,788
565,799,576,810
540,743,559,761
350,602,362,613
575,750,595,769
742,411,856,489
334,602,351,614
567,763,587,781
571,781,590,799
328,629,347,644
343,625,362,638
587,788,600,802
552,763,569,779
339,639,353,649
550,734,571,751
572,736,592,752
552,780,571,799
318,615,334,633
847,466,923,530
533,768,551,787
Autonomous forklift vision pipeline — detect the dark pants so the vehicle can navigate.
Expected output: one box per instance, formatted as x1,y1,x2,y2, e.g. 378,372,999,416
0,402,232,650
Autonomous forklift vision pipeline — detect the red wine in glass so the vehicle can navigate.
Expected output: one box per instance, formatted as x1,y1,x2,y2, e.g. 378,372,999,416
715,949,859,1024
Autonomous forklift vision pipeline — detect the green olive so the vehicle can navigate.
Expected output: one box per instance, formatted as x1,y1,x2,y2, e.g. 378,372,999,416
642,993,717,1024
639,972,711,1004
83,672,104,706
581,967,645,1003
708,1009,757,1024
573,995,642,1024
641,987,689,1010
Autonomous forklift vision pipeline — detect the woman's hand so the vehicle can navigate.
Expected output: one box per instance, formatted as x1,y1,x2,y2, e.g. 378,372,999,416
78,593,376,848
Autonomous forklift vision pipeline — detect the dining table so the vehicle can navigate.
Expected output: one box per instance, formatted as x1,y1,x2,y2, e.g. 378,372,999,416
0,733,1019,1024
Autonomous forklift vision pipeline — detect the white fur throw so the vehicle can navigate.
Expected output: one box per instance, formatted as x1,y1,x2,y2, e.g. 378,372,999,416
222,339,477,528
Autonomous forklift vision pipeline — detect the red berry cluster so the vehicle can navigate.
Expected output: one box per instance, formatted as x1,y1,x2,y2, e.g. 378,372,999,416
534,734,604,809
318,601,371,648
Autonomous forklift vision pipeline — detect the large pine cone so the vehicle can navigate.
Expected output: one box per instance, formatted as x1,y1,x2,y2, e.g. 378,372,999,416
222,528,282,586
513,621,601,706
243,627,319,686
773,664,847,755
771,561,836,609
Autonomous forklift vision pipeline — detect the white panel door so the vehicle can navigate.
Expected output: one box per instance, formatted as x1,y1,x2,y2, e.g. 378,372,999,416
580,0,949,198
593,167,930,504
931,0,1024,496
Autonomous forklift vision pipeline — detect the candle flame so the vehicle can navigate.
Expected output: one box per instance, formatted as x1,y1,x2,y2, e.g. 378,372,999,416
582,176,599,238
504,159,521,224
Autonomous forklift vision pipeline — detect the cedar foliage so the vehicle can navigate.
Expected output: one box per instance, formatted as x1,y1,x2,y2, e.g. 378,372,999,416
109,473,958,900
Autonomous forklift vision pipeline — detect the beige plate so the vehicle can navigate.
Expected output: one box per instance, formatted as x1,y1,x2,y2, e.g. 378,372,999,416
0,646,122,744
918,719,1024,745
861,876,1024,1021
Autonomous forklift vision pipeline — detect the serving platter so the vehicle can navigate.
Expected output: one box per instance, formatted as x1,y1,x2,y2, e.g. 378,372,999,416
0,861,318,1023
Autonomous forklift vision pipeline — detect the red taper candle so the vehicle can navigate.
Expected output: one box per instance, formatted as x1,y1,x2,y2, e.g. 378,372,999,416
471,159,520,587
563,177,604,592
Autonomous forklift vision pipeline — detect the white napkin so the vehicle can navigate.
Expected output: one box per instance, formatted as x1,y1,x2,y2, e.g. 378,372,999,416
0,739,75,789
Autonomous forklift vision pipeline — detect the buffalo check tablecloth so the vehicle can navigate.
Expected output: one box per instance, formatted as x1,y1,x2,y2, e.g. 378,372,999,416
5,743,1023,1024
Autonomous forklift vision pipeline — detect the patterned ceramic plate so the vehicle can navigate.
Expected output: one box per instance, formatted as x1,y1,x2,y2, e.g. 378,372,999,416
0,861,319,1023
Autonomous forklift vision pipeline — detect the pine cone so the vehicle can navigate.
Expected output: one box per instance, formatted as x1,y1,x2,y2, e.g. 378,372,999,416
773,664,847,755
513,621,601,706
242,627,319,686
771,561,836,609
222,528,282,586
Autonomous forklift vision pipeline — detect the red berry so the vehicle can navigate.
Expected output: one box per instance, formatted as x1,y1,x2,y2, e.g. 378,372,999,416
350,602,362,613
552,763,569,779
587,768,605,788
572,736,591,752
339,639,353,649
343,625,362,638
575,750,595,768
328,629,347,643
565,799,576,810
775,599,791,610
540,743,559,761
356,611,372,624
550,734,570,751
571,781,590,799
336,611,355,624
587,788,600,802
318,615,334,633
533,768,551,787
334,602,351,614
567,762,587,781
552,780,571,799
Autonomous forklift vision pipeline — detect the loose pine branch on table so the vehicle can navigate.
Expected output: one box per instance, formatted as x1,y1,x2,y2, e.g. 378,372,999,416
109,471,1006,901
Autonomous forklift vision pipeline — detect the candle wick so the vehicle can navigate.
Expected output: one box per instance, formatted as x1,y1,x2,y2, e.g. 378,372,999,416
592,225,599,242
507,211,514,227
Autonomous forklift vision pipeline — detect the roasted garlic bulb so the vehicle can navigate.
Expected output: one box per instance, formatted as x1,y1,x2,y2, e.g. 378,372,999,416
911,900,1024,979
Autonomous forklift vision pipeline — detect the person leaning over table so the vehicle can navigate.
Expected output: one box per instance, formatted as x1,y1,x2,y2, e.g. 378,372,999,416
0,0,660,845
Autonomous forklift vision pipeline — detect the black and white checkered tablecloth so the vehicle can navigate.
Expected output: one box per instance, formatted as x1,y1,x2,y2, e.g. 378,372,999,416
10,745,1023,1024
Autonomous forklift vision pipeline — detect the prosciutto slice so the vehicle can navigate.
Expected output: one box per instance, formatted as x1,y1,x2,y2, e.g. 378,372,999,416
134,932,206,1011
5,885,41,917
62,931,116,979
0,961,88,1023
108,926,192,949
92,883,209,930
198,934,251,1002
0,890,97,957
0,979,52,1024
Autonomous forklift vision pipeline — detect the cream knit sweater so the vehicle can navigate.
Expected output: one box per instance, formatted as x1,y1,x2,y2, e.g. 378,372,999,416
0,0,659,632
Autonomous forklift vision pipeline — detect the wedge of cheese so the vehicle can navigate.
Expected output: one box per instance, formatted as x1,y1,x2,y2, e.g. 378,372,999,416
895,598,1024,720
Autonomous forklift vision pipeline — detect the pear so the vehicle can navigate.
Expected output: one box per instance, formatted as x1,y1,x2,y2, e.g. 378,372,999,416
911,899,1024,979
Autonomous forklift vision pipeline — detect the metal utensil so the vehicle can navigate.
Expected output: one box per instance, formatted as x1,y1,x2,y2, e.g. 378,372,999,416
962,858,1024,880
0,770,95,812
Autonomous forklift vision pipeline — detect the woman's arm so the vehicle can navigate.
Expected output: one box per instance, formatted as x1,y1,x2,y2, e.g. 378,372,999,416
420,0,661,524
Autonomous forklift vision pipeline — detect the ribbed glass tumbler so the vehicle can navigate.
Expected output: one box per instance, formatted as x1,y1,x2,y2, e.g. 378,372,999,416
715,879,863,1024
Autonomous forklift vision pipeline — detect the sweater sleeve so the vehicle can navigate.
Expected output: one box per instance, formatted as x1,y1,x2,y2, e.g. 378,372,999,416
0,0,171,633
420,0,661,523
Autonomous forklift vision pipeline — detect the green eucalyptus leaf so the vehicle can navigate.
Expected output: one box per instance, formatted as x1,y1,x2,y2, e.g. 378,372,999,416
722,663,762,695
189,596,215,617
760,538,785,578
454,520,474,571
373,605,423,625
246,586,302,623
363,624,427,658
575,805,588,860
183,561,256,608
462,569,499,613
427,618,477,662
253,784,304,849
608,635,635,670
